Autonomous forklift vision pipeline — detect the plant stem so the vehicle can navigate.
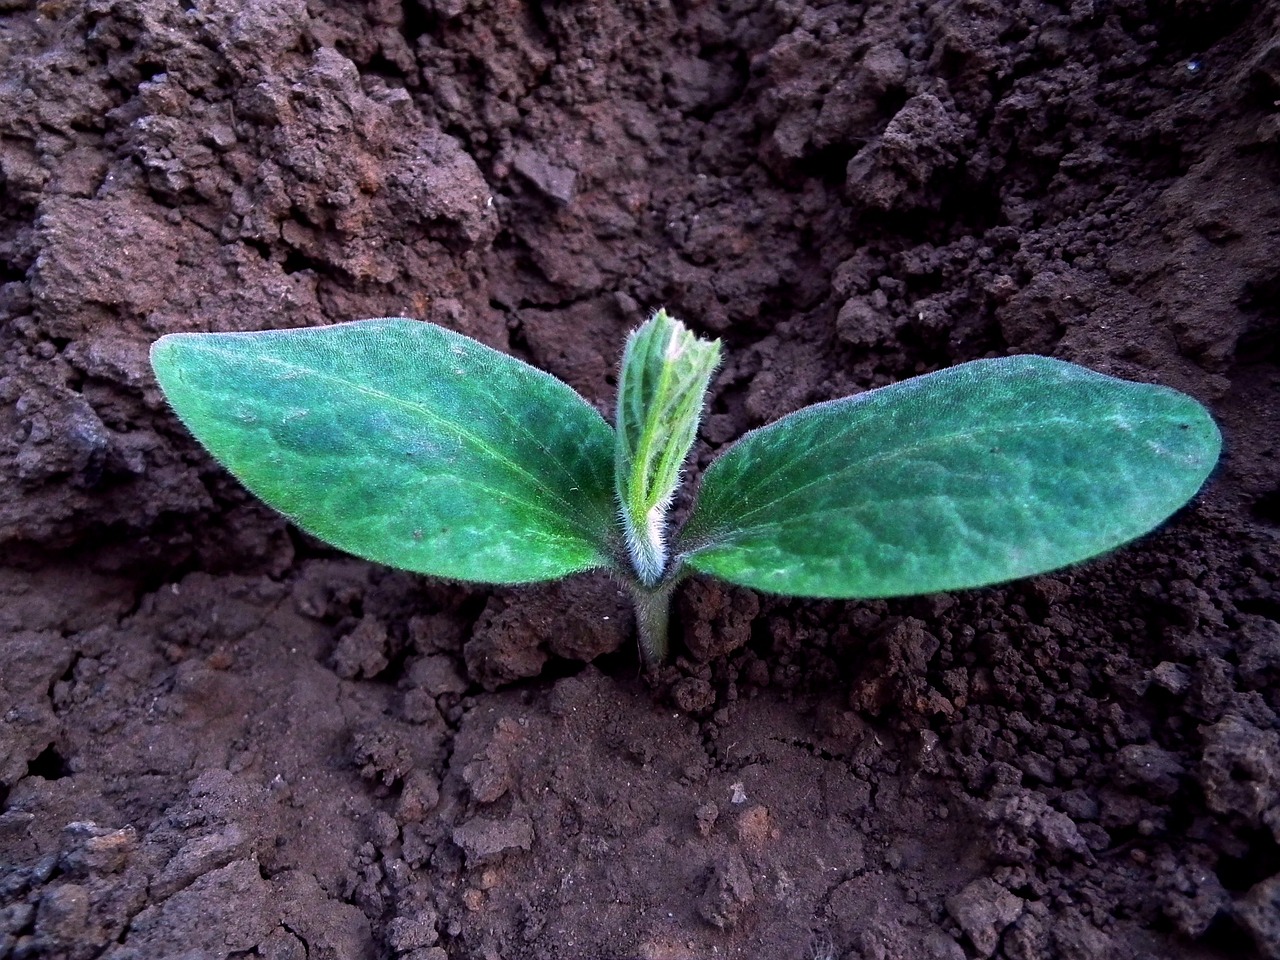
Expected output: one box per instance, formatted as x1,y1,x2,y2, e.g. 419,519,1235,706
623,514,666,588
627,576,679,667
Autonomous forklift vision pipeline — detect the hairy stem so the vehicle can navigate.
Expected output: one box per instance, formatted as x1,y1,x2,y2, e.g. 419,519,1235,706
627,576,680,667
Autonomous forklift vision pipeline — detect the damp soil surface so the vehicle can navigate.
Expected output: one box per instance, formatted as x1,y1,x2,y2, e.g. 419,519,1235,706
3,1,1280,958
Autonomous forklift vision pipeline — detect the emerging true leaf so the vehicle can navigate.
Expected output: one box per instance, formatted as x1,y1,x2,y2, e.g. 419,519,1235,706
614,309,720,585
676,356,1221,597
151,318,618,583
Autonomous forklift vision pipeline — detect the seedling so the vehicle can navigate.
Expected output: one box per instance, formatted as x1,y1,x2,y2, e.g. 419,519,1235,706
151,310,1220,665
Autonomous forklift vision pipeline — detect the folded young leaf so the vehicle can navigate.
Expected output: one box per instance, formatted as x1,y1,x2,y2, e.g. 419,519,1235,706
677,356,1221,597
152,319,618,583
614,309,721,585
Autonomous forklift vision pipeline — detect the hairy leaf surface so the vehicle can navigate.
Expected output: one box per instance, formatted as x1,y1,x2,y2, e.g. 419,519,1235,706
678,356,1221,597
152,319,617,583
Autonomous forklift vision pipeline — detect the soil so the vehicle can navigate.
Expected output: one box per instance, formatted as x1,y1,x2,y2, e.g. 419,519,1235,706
1,0,1279,958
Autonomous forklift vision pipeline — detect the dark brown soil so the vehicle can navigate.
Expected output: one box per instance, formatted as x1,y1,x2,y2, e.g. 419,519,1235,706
2,0,1279,957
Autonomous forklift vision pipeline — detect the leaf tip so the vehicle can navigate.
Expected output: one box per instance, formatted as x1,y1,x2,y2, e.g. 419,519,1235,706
149,333,187,387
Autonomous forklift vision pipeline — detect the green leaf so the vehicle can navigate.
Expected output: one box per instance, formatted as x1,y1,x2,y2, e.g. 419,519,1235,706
677,356,1221,597
614,309,720,584
151,318,618,584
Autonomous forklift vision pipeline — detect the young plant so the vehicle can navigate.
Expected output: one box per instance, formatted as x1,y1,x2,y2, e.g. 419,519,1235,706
151,311,1221,665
